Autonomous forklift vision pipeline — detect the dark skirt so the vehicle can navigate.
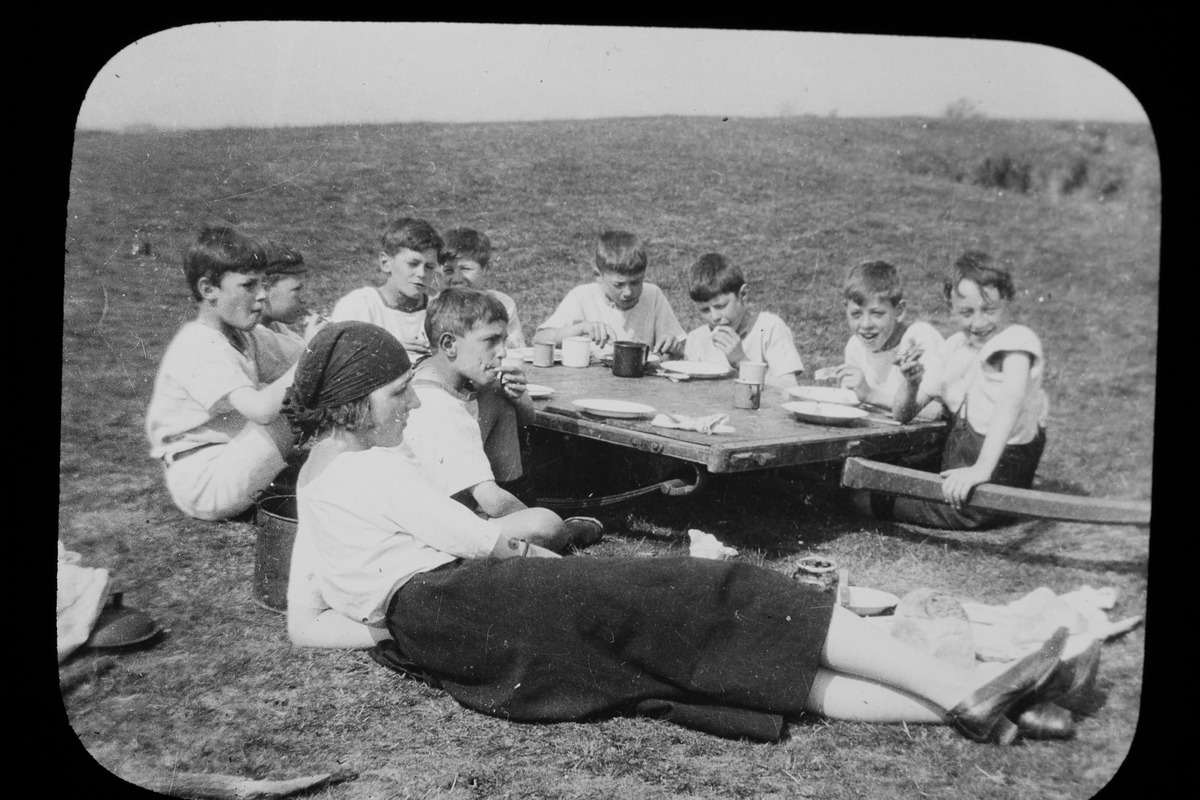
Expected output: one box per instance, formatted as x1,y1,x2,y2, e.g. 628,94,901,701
382,556,835,740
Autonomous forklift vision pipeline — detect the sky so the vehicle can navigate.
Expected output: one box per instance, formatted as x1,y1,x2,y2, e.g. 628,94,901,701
74,23,1150,131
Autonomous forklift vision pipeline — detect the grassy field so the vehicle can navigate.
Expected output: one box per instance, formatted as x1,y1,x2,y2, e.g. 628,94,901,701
60,115,1157,799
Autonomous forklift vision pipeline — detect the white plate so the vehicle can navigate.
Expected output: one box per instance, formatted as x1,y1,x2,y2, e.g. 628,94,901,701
786,385,860,405
658,360,734,378
525,384,555,400
782,400,870,426
843,587,900,616
573,398,657,419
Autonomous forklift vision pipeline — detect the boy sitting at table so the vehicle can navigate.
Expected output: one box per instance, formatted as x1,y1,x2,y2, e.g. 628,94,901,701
403,288,603,548
145,226,300,521
329,217,443,356
533,229,685,357
682,253,804,387
437,227,526,349
833,260,944,419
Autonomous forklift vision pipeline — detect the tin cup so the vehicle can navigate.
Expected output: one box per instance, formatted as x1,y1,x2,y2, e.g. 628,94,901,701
733,379,761,410
532,341,556,368
738,360,768,384
611,340,649,377
562,335,592,368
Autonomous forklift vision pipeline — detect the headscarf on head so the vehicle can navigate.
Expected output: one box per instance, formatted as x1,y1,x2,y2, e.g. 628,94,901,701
282,321,411,438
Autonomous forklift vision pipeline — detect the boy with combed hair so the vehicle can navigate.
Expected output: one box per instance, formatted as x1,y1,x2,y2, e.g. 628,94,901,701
682,253,804,387
438,227,526,348
835,260,944,419
330,217,444,355
145,226,300,520
533,230,685,356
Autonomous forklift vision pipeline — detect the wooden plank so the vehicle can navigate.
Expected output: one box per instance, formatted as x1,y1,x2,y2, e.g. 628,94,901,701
840,457,1151,525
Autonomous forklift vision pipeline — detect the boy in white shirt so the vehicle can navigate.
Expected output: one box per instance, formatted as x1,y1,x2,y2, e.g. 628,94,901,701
437,227,525,349
534,230,685,356
144,227,300,521
403,289,602,548
834,260,944,419
873,252,1049,529
330,218,443,356
682,253,804,388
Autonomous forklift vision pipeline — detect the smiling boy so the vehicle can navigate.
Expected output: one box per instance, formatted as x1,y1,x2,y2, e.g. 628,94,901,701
682,253,804,387
145,226,300,521
438,227,526,348
836,260,944,418
330,218,443,356
533,230,685,356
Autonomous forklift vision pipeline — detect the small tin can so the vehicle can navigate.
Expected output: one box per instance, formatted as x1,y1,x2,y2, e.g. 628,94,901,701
532,341,556,368
733,379,761,410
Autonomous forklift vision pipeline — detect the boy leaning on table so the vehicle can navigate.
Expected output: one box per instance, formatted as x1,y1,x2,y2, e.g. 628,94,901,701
533,229,686,357
682,252,804,388
145,226,300,521
329,217,443,357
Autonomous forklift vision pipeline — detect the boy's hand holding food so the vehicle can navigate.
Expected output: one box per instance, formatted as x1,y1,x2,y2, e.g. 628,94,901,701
653,334,685,357
895,344,925,384
497,364,528,401
710,325,746,364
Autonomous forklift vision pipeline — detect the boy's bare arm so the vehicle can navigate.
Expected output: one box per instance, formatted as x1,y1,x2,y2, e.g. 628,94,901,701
227,362,297,425
939,352,1032,507
471,480,529,518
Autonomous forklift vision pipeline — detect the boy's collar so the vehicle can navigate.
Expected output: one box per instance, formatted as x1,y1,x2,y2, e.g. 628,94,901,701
413,355,478,400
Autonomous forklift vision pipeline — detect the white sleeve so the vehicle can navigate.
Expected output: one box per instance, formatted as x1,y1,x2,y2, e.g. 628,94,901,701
760,316,804,376
403,388,495,496
652,287,686,339
538,286,588,330
330,289,371,323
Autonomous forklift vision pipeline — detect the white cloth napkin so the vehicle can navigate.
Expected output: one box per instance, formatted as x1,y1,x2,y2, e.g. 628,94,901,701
688,529,738,560
651,412,734,435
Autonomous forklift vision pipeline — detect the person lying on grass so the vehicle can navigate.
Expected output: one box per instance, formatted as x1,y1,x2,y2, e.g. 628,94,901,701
145,226,300,521
860,252,1049,529
282,320,1077,744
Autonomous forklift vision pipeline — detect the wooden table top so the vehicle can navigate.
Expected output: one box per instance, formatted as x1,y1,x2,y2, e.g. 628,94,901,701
521,361,947,474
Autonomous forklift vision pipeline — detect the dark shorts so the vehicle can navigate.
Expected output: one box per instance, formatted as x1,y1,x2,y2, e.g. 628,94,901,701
874,414,1046,530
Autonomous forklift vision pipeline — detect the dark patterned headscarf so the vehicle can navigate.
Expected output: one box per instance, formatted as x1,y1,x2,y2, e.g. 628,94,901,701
282,321,410,437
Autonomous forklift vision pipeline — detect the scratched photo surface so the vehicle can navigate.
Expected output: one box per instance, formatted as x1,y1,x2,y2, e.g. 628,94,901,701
61,24,1157,800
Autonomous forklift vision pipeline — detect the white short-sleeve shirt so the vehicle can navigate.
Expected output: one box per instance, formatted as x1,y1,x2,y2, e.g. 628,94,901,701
537,282,685,345
144,321,299,460
289,445,503,626
843,320,946,417
403,366,496,498
683,311,805,385
935,324,1049,444
330,286,431,355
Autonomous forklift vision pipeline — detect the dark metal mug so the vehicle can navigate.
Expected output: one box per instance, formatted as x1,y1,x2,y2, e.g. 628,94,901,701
611,340,649,377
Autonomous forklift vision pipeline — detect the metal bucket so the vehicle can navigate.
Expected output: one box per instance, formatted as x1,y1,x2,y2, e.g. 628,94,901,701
253,492,297,614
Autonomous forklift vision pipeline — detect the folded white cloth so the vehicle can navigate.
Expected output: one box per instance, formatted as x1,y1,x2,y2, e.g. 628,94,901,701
688,529,738,560
651,413,734,435
961,585,1142,662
